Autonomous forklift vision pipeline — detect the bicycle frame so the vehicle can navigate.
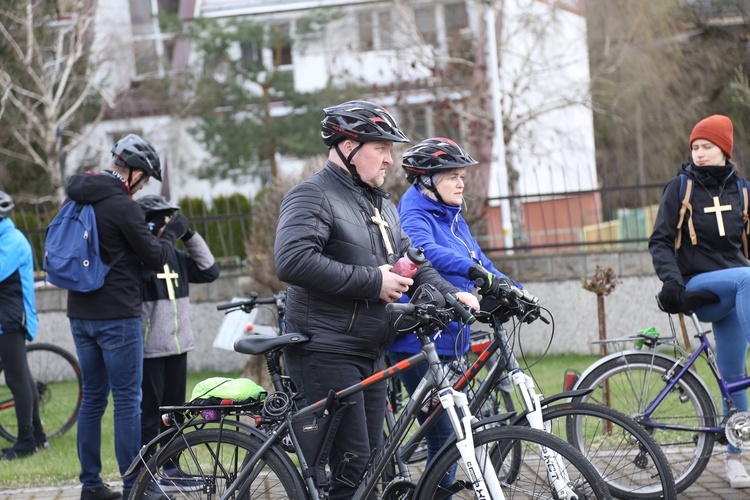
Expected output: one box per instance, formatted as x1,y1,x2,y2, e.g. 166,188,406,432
223,334,504,500
612,313,750,435
400,316,586,499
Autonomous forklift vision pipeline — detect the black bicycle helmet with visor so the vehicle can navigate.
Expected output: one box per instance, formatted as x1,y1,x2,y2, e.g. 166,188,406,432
137,195,180,235
401,137,478,204
0,191,14,219
320,100,410,186
111,134,162,191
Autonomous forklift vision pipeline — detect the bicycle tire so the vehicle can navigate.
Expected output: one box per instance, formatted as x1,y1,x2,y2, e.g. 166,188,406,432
572,353,716,493
413,424,613,499
0,342,82,442
515,402,677,499
130,427,305,499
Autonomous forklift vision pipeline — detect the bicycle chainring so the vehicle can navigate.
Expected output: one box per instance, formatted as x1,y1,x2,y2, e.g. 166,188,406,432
382,479,416,500
725,411,750,450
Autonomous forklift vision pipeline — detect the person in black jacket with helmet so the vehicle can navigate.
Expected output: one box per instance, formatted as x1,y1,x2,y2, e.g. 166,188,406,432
64,134,188,500
136,195,219,482
274,101,479,500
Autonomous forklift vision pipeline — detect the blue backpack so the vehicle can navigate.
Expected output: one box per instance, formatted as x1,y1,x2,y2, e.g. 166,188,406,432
44,202,123,292
675,172,750,257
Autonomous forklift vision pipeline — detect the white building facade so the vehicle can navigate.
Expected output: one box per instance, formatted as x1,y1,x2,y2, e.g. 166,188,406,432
67,0,596,205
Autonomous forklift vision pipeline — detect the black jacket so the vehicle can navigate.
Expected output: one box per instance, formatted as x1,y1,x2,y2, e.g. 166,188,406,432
274,162,458,358
65,172,180,319
649,163,749,286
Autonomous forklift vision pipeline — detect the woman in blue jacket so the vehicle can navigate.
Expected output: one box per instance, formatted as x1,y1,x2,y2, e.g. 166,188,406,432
388,137,519,478
0,191,45,460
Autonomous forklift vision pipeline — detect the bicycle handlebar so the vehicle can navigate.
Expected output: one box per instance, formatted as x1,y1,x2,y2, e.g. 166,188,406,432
216,292,286,313
444,292,476,325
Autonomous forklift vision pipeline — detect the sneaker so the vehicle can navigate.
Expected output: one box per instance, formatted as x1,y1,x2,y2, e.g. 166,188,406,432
0,446,37,460
80,484,122,500
158,469,203,493
726,458,750,488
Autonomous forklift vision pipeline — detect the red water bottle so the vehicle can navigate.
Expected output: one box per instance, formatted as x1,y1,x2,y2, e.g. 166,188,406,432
391,247,426,278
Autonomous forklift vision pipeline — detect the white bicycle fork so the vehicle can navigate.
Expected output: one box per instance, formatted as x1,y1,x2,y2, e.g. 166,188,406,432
510,369,580,500
439,387,505,499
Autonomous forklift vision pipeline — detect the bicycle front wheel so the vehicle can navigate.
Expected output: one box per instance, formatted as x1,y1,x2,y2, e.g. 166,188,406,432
131,428,305,499
532,402,677,499
414,425,613,499
573,353,716,493
0,342,82,441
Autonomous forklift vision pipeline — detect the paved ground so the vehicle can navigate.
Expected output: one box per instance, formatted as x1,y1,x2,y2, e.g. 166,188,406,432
3,453,750,499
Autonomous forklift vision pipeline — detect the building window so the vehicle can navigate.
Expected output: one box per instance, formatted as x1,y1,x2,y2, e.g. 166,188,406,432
240,39,264,72
359,11,374,51
378,11,395,50
270,23,293,67
445,2,469,44
414,6,437,47
358,10,395,51
129,0,178,78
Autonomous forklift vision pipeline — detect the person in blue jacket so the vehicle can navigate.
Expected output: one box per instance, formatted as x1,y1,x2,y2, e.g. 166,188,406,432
0,191,46,460
388,137,520,478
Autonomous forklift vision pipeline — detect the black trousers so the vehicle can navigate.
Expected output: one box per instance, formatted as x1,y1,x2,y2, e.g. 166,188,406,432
0,331,43,447
284,347,386,500
141,353,188,448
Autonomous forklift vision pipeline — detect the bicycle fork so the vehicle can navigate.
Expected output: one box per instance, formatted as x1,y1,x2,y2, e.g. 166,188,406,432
439,387,505,499
510,369,581,500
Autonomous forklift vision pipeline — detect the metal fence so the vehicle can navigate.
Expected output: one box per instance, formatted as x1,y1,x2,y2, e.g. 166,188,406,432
481,183,665,254
13,183,667,276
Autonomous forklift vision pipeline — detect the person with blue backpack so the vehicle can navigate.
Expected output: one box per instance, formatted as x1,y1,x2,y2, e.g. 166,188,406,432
649,114,750,489
0,191,46,461
58,134,188,500
388,137,521,486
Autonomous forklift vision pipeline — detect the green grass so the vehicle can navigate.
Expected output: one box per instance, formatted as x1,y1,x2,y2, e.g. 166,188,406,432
0,370,241,489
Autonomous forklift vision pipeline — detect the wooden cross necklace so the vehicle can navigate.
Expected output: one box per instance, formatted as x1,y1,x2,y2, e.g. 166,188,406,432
696,175,732,237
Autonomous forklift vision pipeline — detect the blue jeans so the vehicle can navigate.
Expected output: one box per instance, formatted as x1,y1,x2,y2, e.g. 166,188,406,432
388,351,457,487
688,267,750,453
70,318,143,490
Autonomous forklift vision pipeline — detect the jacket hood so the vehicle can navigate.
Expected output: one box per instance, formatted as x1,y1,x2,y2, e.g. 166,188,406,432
66,171,128,204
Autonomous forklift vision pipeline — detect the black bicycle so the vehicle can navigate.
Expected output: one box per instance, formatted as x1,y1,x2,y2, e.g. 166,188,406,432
125,285,613,499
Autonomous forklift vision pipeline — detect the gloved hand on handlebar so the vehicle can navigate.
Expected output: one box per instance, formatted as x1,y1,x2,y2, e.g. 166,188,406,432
657,283,719,314
469,264,513,298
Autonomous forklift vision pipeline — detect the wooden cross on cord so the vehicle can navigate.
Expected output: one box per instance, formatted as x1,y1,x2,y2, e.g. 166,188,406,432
371,208,394,255
704,196,732,236
156,264,179,301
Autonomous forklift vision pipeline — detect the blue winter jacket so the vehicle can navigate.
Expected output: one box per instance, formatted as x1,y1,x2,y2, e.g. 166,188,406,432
0,218,38,340
389,185,511,356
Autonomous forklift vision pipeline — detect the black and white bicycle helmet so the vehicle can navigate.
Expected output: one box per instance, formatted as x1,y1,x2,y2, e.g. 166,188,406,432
0,191,14,219
402,137,478,184
111,134,162,181
136,195,180,215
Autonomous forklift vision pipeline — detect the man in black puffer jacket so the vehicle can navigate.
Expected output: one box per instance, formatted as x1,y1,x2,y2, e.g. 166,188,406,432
274,101,479,499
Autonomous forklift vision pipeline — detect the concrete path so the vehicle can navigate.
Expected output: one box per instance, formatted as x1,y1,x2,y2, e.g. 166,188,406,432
2,453,750,499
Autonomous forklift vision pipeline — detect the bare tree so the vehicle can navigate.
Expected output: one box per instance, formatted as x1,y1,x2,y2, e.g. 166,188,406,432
0,0,110,200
